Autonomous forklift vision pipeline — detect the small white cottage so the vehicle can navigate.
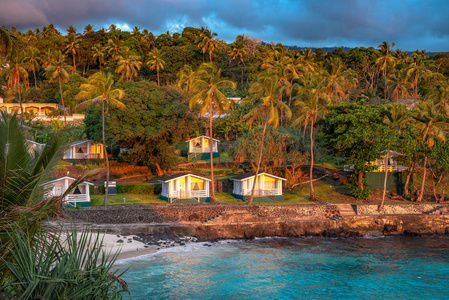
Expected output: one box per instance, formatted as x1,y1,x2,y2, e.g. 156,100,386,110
63,140,104,160
44,176,93,207
186,136,219,160
26,140,45,154
159,173,211,203
231,172,286,201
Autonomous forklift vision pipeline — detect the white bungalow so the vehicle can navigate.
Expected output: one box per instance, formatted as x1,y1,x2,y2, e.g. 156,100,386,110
63,140,104,160
26,140,45,154
44,176,93,207
186,136,219,160
159,173,211,203
231,172,286,201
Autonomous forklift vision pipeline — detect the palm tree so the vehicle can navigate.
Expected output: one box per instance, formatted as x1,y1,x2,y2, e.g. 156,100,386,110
380,105,410,209
427,80,449,116
322,57,357,104
189,63,236,201
23,47,41,88
45,51,70,124
196,29,219,63
387,69,410,103
115,47,142,82
3,55,28,113
406,51,432,100
376,41,397,102
229,35,249,86
83,24,94,34
0,26,16,57
65,33,80,74
177,65,197,93
244,72,292,205
92,44,105,70
105,36,123,59
76,72,125,207
292,73,329,201
414,101,448,201
146,48,165,86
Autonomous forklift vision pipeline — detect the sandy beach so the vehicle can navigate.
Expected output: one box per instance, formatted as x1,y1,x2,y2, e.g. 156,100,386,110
98,233,198,261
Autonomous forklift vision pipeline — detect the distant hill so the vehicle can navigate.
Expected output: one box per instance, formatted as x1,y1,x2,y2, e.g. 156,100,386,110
285,45,441,55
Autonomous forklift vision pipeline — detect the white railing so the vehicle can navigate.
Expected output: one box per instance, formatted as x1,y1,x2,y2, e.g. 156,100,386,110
243,189,279,196
190,147,218,153
191,190,207,198
71,153,101,159
65,194,89,203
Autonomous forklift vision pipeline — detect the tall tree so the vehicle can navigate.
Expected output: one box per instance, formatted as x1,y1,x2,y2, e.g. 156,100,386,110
244,72,291,205
387,69,410,103
115,47,142,82
0,26,16,57
293,73,329,201
76,72,125,207
3,55,28,113
196,29,219,63
376,41,397,102
177,65,197,93
64,33,80,74
406,51,432,100
322,57,357,104
229,35,249,87
414,101,448,201
146,48,165,86
189,63,236,201
380,105,409,209
92,44,105,70
23,47,41,88
45,51,70,124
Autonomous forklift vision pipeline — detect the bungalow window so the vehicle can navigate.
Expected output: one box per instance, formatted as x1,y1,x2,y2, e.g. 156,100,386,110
194,139,201,148
265,181,275,189
191,182,203,190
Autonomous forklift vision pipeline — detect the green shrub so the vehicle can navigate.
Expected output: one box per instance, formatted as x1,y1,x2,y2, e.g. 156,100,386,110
403,193,412,200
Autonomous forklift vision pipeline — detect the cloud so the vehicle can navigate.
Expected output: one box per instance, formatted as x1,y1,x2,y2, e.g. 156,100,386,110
1,0,449,51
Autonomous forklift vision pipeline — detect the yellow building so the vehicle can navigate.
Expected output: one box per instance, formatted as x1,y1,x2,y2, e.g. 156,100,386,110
231,172,286,202
0,103,58,115
159,173,211,203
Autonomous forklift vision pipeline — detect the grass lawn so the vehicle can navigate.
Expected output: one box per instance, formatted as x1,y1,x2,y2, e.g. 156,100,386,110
90,194,167,206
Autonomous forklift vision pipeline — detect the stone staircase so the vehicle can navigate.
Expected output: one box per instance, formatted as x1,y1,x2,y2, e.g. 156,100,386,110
330,204,357,220
423,206,444,215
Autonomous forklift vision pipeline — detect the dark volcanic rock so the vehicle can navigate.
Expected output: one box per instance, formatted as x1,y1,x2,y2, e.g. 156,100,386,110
384,224,398,234
117,239,124,243
322,229,360,238
445,227,449,235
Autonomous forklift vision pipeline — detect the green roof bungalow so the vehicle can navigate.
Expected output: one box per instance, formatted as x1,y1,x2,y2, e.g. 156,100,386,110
43,176,93,208
186,136,219,160
230,172,286,202
159,173,211,203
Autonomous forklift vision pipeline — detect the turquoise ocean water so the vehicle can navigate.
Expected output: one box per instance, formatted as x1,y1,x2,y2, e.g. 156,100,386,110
115,236,449,299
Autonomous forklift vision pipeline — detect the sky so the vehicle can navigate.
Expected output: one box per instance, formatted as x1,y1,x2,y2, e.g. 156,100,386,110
2,0,449,52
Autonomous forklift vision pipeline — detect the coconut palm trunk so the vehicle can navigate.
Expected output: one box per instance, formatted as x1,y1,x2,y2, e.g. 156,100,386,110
102,101,110,206
58,78,67,125
248,111,269,205
157,68,160,86
209,103,215,201
417,155,427,202
309,117,316,201
380,152,389,210
17,82,23,114
33,68,37,88
404,162,415,195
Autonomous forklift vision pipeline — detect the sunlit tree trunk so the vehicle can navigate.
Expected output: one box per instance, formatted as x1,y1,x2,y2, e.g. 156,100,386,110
102,100,110,207
209,103,215,201
380,152,389,210
417,155,427,202
248,111,269,205
309,117,316,201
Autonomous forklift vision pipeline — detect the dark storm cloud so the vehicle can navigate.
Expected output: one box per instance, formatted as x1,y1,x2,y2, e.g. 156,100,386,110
2,0,449,51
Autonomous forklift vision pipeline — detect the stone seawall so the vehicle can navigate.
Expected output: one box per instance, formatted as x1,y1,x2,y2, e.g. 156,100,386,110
64,203,449,240
64,204,341,224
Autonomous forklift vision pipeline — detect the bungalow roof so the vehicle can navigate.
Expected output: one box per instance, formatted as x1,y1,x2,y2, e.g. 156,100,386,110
185,136,220,143
230,172,286,181
158,173,211,183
